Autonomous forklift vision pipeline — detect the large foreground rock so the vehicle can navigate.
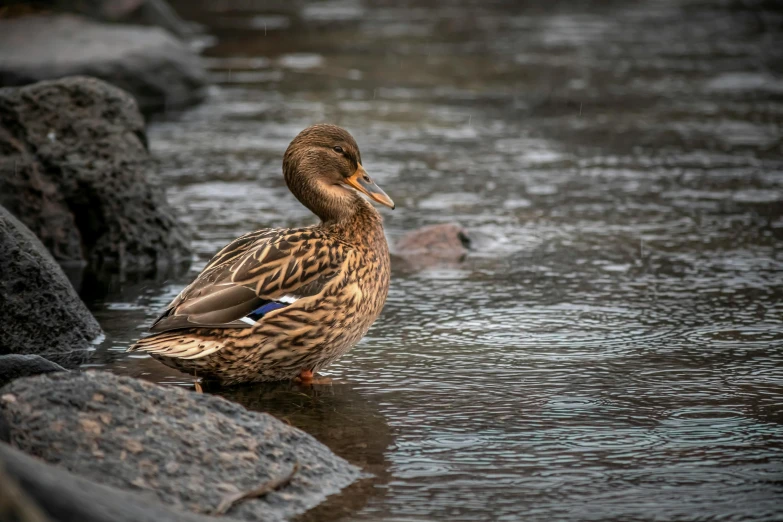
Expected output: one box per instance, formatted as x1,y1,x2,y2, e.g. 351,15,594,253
0,372,361,521
0,14,206,114
0,442,239,522
0,206,101,366
0,77,192,274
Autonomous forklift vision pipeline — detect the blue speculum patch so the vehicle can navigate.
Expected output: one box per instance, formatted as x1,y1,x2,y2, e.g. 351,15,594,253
247,301,287,321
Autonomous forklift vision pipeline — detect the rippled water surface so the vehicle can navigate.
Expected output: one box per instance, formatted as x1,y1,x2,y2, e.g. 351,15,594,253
88,1,783,520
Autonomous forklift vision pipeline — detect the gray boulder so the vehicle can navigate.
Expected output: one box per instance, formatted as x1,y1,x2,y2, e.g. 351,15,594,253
0,442,239,522
0,77,192,274
0,14,206,114
0,205,101,366
0,371,361,521
0,355,65,389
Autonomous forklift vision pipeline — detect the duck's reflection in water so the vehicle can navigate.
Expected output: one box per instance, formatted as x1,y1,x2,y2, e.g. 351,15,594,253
211,379,394,521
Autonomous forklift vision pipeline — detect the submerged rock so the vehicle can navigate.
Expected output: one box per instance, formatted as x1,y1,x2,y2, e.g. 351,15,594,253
0,442,237,522
0,371,361,521
0,355,66,389
0,14,206,114
395,223,472,269
0,205,101,366
0,77,192,274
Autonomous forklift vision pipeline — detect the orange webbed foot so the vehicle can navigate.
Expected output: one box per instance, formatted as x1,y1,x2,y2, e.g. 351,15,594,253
295,369,332,385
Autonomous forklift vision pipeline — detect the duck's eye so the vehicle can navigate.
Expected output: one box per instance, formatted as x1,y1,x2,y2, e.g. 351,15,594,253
333,146,344,154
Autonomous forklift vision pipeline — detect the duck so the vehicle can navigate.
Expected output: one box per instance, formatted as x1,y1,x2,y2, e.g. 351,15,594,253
129,124,393,386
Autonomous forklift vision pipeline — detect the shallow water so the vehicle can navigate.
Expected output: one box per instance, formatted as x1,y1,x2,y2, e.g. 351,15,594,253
88,0,783,520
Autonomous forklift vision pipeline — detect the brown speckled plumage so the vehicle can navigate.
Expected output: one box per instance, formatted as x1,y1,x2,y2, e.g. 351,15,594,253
129,125,393,385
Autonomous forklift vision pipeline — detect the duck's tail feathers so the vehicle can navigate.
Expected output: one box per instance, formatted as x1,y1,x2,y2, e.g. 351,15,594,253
129,333,224,360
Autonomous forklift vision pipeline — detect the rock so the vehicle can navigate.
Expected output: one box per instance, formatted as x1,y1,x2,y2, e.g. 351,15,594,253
395,223,472,269
396,223,472,255
0,442,239,522
0,77,192,274
0,451,50,522
112,0,201,39
0,355,65,389
0,14,206,114
41,0,200,39
0,205,101,366
0,371,361,521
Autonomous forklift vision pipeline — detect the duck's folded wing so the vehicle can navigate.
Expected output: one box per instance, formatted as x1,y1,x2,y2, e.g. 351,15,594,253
147,228,347,333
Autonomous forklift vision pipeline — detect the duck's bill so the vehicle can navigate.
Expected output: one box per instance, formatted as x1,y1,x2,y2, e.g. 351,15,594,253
344,165,395,209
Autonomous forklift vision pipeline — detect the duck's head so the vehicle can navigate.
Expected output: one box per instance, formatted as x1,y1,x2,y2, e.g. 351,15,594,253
283,124,394,222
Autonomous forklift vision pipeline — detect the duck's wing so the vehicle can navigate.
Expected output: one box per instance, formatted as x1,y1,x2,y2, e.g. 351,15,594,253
147,227,348,333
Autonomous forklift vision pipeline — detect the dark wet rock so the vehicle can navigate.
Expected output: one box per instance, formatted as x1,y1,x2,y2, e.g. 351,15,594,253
0,76,192,274
0,442,238,522
395,223,471,269
0,14,206,114
0,371,361,521
0,205,101,366
0,355,65,390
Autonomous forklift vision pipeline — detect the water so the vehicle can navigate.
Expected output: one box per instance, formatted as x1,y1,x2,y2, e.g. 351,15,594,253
86,0,783,520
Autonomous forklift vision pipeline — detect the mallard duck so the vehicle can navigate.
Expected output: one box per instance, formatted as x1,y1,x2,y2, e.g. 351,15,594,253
129,124,393,385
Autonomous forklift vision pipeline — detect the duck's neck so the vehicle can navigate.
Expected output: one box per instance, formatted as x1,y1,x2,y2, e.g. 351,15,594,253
327,194,386,244
286,172,384,240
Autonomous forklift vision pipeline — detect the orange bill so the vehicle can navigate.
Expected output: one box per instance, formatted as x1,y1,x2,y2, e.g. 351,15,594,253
344,165,395,209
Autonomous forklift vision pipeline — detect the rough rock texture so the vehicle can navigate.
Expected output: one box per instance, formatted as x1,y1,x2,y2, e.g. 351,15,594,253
395,223,472,269
0,442,239,522
0,205,101,366
0,355,65,389
0,372,361,521
0,77,192,273
0,14,206,114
